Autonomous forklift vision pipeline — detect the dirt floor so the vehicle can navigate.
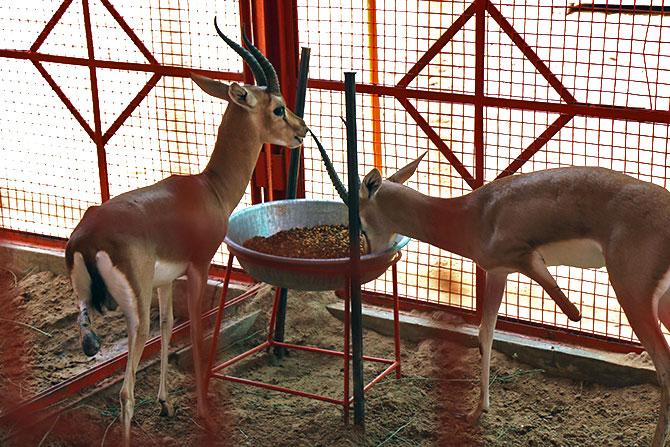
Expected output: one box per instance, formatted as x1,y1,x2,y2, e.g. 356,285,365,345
0,268,662,446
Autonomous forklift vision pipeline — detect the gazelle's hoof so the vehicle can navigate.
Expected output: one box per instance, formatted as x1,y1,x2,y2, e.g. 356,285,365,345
159,399,175,417
466,406,485,425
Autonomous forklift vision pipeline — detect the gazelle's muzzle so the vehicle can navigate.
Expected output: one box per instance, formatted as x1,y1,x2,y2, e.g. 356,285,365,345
288,114,308,148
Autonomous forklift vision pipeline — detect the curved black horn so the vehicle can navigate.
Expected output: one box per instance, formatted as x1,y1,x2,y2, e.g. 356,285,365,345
308,129,349,205
214,17,267,87
241,28,281,94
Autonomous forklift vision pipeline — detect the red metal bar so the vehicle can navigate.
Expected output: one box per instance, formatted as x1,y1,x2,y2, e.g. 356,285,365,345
99,0,159,65
397,1,477,88
271,341,395,364
397,97,477,188
212,341,271,373
497,114,575,179
213,373,345,405
474,0,487,320
30,60,96,141
242,0,264,204
306,78,670,125
102,73,161,144
260,0,303,201
82,0,109,202
211,345,398,407
486,1,577,104
0,49,243,81
30,0,73,52
0,229,67,251
5,43,670,124
474,0,485,188
223,284,264,308
362,362,399,393
205,254,234,393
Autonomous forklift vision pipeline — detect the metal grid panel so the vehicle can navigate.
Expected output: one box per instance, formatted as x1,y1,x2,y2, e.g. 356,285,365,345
3,0,670,347
0,58,100,238
492,1,670,109
0,1,246,267
298,0,478,309
298,0,670,345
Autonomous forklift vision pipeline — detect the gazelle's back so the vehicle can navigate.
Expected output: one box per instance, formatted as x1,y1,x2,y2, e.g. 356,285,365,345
473,166,670,247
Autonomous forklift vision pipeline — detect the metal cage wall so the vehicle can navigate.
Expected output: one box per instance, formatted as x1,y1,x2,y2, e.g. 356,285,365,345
2,0,670,352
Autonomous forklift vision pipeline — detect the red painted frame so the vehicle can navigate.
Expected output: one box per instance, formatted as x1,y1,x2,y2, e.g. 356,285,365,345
0,0,665,428
205,254,403,423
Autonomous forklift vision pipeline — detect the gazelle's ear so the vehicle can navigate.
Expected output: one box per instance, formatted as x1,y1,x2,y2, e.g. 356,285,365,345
388,151,427,184
360,169,383,199
190,73,230,100
227,82,258,110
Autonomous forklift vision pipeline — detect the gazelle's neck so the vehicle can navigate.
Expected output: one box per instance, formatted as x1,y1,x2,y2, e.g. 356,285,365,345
203,105,263,213
380,185,476,259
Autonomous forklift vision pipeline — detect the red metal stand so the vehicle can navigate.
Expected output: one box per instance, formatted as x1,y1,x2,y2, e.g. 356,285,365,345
205,253,403,422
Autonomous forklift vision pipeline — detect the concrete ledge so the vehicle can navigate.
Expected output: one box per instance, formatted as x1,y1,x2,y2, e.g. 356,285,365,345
1,242,68,276
326,302,657,387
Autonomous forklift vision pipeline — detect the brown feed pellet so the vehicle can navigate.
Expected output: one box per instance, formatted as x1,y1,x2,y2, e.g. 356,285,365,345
243,224,368,259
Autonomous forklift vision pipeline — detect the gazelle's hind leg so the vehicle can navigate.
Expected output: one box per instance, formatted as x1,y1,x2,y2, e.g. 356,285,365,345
611,276,670,447
157,284,175,417
70,252,101,356
467,271,507,423
96,251,152,447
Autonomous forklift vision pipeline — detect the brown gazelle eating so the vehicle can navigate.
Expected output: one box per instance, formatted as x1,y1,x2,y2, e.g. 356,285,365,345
317,142,670,447
65,19,306,447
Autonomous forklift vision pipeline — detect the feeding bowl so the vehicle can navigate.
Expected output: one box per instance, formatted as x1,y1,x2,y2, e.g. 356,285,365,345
225,199,410,291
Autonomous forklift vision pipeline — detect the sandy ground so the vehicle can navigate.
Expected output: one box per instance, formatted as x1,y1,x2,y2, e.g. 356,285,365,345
0,269,661,446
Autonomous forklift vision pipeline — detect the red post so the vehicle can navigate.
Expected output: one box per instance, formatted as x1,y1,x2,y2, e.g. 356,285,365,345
82,0,109,202
474,0,487,319
258,0,301,200
205,254,234,394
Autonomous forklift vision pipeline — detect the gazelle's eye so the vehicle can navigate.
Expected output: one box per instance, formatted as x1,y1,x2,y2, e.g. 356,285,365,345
273,106,285,117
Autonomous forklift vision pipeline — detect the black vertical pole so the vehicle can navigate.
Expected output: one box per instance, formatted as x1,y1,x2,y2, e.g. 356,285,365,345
344,71,365,428
287,47,311,191
273,47,311,358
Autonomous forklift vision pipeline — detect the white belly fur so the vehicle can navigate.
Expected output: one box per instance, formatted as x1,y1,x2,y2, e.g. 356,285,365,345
536,239,606,268
153,260,188,286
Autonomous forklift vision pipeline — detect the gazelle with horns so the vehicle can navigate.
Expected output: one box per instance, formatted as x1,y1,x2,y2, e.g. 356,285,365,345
314,134,670,446
66,20,307,446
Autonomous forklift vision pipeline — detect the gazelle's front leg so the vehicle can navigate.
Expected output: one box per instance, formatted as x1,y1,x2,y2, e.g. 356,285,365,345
157,284,175,417
186,262,211,422
467,271,507,424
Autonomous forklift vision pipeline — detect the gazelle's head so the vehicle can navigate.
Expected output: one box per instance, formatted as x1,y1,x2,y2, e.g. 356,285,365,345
190,19,307,148
359,153,426,253
307,132,426,253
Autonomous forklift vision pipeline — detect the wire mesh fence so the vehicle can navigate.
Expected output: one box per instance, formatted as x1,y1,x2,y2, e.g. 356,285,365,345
2,0,670,346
